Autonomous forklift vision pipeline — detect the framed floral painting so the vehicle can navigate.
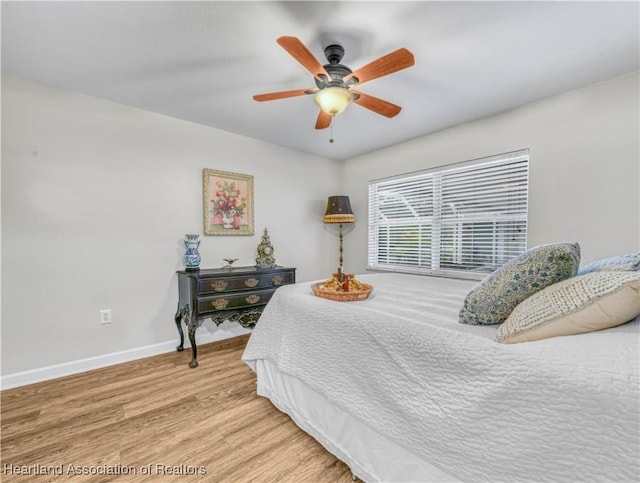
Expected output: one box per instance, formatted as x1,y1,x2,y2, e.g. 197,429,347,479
203,169,254,235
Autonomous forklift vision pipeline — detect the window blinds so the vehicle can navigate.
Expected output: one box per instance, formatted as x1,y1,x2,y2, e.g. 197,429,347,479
368,149,529,279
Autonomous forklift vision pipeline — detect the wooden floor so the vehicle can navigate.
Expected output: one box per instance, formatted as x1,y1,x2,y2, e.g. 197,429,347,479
1,335,355,482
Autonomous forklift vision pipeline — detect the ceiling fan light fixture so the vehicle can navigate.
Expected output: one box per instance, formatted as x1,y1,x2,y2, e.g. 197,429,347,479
314,86,354,116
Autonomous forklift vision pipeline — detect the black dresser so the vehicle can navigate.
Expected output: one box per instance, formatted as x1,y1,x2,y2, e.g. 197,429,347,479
174,266,296,367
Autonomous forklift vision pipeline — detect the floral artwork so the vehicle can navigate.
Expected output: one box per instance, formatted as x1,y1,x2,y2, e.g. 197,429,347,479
203,169,254,235
211,181,247,224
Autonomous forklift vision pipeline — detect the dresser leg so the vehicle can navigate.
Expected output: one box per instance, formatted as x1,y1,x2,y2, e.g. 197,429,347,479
188,322,198,368
174,305,185,352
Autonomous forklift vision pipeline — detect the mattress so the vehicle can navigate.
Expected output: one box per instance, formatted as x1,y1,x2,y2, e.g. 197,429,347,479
242,272,640,482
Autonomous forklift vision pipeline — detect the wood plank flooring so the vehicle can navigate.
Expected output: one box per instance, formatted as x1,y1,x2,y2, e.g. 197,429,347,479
1,335,355,482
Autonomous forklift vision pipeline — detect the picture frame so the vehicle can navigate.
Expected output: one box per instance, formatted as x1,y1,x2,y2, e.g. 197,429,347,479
203,169,254,236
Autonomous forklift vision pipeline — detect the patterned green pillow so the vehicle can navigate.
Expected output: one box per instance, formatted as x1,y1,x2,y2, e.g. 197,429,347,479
578,253,640,275
459,242,581,325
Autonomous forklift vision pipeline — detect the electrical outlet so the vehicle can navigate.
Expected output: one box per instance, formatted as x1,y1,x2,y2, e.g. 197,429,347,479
100,309,112,325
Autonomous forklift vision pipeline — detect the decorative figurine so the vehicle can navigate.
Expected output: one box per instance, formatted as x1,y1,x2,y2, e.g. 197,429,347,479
256,228,276,269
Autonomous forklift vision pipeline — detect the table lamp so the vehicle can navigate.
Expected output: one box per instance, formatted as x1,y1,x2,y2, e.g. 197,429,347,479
323,195,355,275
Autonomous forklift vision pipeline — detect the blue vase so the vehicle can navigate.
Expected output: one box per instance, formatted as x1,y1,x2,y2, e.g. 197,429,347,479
183,234,201,270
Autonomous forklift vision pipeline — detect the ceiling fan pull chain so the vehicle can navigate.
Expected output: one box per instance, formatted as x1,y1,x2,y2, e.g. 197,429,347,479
329,116,335,144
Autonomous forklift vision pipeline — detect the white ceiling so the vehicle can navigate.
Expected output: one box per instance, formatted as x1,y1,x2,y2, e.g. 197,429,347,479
2,1,639,161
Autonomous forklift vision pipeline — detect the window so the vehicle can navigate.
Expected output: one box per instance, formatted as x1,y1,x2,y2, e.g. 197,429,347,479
368,149,529,279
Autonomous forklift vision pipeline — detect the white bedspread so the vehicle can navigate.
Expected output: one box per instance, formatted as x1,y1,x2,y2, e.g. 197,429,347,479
242,273,640,482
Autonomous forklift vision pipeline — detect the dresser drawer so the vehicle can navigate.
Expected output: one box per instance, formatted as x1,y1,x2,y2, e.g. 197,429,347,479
197,288,277,313
197,270,295,295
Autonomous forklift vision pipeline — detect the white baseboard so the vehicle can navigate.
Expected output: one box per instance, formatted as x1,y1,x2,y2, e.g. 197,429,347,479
0,327,252,390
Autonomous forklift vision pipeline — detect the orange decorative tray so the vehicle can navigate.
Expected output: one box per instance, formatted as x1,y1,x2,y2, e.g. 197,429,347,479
311,282,373,302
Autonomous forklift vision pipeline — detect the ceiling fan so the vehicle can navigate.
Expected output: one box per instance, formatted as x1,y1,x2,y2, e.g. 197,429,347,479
253,36,415,130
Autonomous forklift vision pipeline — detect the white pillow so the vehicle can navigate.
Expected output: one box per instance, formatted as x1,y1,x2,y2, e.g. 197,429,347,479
497,271,640,344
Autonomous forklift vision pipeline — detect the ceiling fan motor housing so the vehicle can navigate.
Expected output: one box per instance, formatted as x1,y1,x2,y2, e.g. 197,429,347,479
316,44,357,89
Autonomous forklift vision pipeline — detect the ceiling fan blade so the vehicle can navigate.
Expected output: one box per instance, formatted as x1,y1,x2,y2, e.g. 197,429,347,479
277,36,331,80
352,90,402,118
315,110,332,130
253,88,314,102
345,48,415,85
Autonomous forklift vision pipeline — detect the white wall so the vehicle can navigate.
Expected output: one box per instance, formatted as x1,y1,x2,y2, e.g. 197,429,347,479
342,72,640,275
1,75,340,377
3,72,639,383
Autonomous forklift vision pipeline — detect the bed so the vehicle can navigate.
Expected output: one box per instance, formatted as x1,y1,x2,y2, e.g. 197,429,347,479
241,272,640,482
